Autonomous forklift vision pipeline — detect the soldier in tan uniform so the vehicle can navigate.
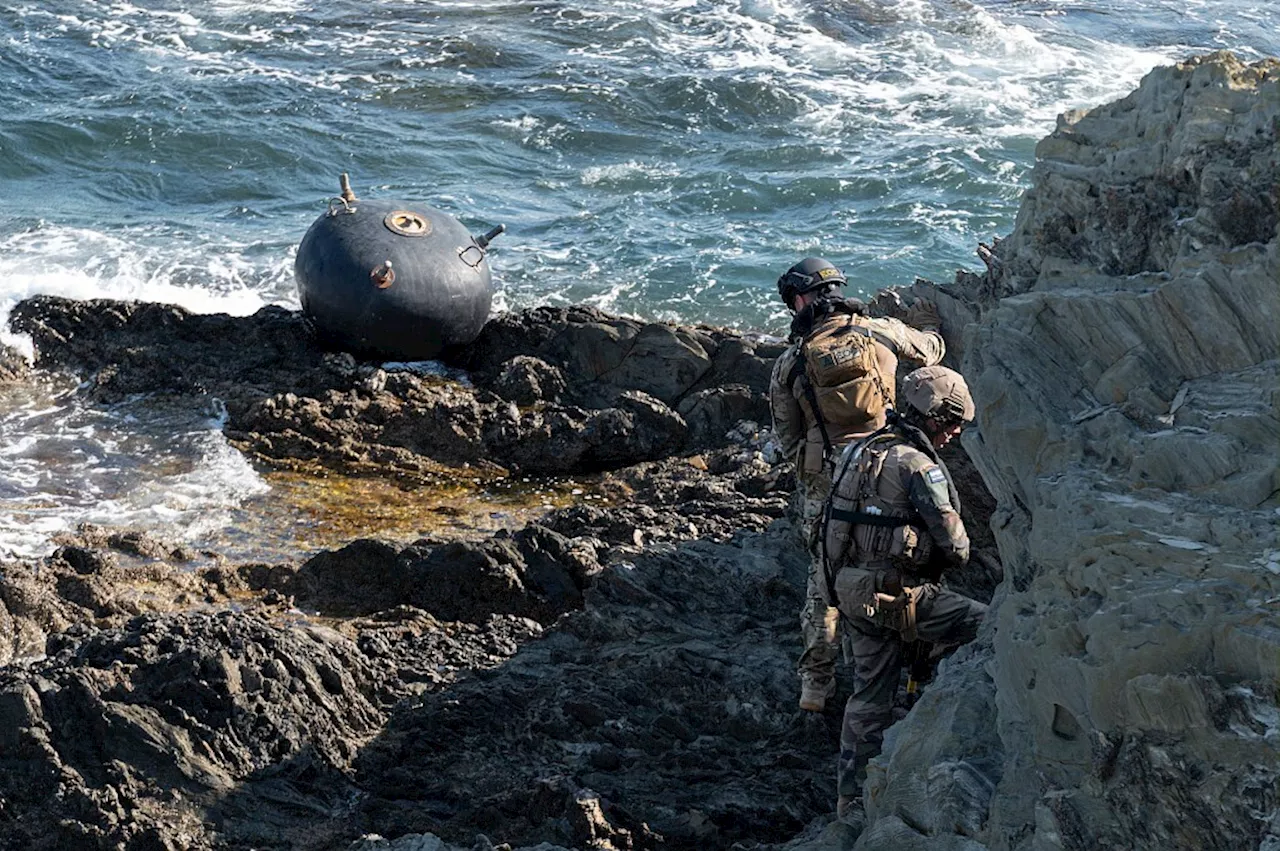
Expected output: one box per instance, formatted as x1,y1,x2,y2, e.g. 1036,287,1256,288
767,257,946,713
822,365,988,826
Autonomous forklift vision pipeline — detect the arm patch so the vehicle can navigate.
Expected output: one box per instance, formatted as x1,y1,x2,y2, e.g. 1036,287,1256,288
915,466,953,511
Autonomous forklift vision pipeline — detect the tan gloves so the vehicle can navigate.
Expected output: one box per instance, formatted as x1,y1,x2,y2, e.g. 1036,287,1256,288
902,299,942,332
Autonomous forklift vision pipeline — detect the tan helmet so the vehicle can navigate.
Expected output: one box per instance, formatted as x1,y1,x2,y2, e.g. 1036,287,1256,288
900,366,975,424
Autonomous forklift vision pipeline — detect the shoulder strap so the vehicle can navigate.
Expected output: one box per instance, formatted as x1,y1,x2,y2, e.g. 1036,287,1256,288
789,338,833,453
894,417,962,515
856,320,896,416
827,507,911,527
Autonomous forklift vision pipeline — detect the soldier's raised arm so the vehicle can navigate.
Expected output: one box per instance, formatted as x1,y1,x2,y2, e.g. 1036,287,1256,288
863,314,945,368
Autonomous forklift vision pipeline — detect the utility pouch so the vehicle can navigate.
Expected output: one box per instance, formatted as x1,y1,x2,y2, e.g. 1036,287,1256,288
833,566,876,620
799,441,823,474
862,586,922,643
889,524,932,567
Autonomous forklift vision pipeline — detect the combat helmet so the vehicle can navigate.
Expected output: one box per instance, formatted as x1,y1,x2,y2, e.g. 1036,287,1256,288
777,257,846,310
900,366,975,425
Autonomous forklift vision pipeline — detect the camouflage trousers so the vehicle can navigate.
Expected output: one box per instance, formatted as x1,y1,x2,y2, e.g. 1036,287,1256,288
797,469,840,693
833,564,986,798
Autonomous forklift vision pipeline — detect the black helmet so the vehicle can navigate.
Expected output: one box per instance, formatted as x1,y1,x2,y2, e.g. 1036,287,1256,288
777,257,846,309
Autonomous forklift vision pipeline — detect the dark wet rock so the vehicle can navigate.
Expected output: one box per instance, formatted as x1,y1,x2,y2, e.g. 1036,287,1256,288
346,609,544,695
489,355,567,406
448,307,765,403
0,611,386,851
352,524,824,850
482,390,690,475
677,385,764,449
51,544,118,575
54,524,198,563
540,443,789,549
0,550,563,850
0,561,81,666
251,525,601,626
9,298,778,478
0,536,273,668
8,299,323,403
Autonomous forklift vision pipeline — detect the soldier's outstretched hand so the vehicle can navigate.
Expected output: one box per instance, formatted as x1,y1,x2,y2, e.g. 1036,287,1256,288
902,299,942,332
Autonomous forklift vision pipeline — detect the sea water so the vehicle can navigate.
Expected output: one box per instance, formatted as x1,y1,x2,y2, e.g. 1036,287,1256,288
0,0,1275,557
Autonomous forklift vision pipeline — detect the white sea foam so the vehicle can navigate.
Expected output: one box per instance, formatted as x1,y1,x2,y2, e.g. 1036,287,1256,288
0,388,270,559
0,222,283,558
557,0,1182,149
580,161,680,187
0,224,280,355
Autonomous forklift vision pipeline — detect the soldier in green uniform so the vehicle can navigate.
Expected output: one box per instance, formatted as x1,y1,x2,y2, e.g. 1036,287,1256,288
767,258,946,713
821,365,987,824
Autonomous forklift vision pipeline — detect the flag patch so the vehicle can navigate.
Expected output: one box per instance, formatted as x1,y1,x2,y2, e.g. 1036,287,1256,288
926,466,946,484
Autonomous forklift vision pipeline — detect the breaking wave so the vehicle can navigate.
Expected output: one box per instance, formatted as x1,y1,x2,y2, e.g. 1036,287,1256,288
0,0,1274,553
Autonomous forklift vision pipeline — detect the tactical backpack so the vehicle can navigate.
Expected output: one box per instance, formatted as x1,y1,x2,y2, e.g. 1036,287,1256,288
821,430,904,579
790,304,894,450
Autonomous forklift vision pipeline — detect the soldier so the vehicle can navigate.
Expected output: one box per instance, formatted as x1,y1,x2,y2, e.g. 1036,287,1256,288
768,257,946,713
821,365,988,825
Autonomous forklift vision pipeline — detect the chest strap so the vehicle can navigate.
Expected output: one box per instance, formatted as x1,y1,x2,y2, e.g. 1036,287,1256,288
827,507,912,527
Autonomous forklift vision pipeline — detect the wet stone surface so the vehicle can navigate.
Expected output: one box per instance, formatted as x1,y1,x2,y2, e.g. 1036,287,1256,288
0,418,1000,851
0,264,1000,851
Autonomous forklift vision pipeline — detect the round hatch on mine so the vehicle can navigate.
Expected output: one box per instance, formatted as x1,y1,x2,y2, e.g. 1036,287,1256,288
383,210,432,237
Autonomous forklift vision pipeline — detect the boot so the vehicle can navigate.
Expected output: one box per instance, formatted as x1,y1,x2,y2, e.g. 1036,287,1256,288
836,795,865,829
798,679,835,712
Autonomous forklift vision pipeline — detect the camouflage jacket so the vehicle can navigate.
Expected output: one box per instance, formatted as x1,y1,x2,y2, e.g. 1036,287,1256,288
823,430,969,573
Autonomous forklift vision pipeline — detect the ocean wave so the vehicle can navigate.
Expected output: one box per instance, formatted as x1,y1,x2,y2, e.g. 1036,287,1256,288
0,0,1275,555
0,222,289,358
0,385,270,560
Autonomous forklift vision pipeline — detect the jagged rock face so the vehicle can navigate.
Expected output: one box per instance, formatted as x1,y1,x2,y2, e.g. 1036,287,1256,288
0,611,388,851
7,299,780,477
352,525,824,850
857,52,1279,851
452,306,778,406
997,53,1278,288
247,525,602,625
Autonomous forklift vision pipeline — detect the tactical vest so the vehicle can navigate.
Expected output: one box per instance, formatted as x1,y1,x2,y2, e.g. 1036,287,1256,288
822,431,923,571
788,304,895,472
820,421,966,605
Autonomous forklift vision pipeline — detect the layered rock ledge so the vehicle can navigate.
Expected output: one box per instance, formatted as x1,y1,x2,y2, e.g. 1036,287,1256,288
851,51,1279,851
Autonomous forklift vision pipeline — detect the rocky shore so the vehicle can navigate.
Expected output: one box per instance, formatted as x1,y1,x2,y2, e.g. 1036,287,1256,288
0,50,1275,851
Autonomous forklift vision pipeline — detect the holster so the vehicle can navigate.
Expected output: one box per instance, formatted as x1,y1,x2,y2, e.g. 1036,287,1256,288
862,583,922,642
